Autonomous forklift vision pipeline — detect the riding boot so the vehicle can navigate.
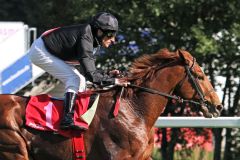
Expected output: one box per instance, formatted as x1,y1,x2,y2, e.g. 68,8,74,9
60,92,86,131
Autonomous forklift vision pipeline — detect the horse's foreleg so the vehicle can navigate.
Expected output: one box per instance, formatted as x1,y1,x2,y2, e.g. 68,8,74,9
0,129,29,160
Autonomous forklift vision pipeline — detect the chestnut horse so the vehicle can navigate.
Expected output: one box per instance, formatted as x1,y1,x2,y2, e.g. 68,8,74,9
0,49,222,160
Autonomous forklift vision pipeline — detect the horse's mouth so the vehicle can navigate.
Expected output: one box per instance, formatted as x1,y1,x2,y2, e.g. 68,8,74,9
200,103,223,118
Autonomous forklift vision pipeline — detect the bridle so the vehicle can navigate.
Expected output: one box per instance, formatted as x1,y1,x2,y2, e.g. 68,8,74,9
128,58,214,109
183,58,215,106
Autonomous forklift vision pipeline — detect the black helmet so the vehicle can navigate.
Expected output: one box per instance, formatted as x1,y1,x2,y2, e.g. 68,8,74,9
91,12,118,32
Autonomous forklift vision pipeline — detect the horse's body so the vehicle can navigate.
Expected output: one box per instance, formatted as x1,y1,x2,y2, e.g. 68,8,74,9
0,49,222,160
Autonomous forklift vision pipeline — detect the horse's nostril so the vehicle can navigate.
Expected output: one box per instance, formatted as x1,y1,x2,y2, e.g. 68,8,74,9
216,104,223,111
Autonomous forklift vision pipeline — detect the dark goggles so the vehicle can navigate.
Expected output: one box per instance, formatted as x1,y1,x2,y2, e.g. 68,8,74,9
103,30,117,38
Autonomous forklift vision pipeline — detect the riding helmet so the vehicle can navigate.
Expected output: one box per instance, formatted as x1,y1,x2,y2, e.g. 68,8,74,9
91,12,118,32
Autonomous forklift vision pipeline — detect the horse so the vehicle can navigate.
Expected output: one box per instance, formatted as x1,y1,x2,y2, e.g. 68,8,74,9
0,49,222,160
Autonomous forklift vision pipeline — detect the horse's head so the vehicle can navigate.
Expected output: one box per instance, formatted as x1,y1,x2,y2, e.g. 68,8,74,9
127,48,222,118
174,49,223,118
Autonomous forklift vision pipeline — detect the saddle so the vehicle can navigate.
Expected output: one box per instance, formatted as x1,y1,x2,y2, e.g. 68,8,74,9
23,92,100,160
25,92,99,137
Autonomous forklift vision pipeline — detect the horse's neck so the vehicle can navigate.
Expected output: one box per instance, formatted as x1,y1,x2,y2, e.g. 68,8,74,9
130,88,171,129
130,66,184,130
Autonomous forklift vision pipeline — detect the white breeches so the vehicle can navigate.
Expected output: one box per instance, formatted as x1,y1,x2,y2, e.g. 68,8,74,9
28,37,86,93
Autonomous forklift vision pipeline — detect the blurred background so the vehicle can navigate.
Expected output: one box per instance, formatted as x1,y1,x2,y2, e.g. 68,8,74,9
0,0,239,159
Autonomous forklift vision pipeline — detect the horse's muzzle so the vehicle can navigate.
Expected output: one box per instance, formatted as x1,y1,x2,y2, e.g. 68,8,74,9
200,103,223,118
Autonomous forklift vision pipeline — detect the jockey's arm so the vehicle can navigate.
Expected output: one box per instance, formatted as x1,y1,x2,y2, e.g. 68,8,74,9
76,36,114,85
77,36,127,86
79,57,115,86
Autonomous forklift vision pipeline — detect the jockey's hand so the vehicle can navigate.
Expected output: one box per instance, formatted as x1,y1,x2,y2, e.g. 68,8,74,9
115,78,129,87
109,69,120,76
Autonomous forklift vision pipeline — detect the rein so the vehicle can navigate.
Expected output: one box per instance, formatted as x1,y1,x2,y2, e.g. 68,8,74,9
128,83,202,106
128,58,210,107
92,58,212,108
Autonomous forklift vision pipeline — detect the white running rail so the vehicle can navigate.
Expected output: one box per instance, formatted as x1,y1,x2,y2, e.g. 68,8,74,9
155,117,240,128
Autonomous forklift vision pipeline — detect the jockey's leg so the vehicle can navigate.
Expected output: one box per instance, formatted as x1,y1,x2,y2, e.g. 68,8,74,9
28,37,86,130
59,66,87,130
72,66,86,92
60,92,78,130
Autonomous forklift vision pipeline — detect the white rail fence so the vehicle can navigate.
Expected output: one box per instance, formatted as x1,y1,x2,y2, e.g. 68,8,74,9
155,117,240,128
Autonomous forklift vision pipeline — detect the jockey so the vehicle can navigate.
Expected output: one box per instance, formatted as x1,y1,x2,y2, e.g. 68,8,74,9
28,12,128,130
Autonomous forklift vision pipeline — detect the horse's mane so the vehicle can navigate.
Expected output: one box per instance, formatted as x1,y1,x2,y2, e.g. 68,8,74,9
126,48,204,86
127,48,179,84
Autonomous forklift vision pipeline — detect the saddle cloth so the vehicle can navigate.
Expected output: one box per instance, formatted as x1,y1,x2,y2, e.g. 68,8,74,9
25,92,98,137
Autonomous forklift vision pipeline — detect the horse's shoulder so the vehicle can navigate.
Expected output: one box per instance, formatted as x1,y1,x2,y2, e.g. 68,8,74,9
0,94,27,105
0,94,27,130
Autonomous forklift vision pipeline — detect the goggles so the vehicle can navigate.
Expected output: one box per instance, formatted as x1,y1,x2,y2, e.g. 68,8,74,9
103,30,117,38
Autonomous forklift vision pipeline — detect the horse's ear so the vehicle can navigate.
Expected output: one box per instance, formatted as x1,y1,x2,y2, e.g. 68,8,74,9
177,49,204,78
177,49,192,65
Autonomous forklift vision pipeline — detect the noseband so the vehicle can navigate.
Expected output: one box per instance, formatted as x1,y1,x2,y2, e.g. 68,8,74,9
128,58,213,109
